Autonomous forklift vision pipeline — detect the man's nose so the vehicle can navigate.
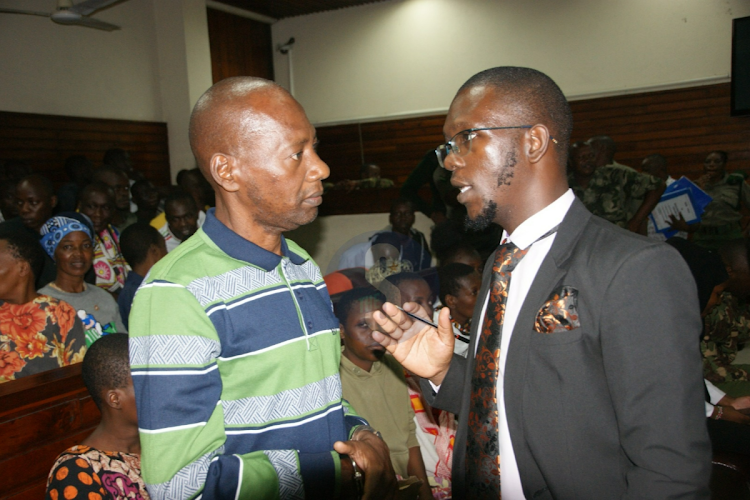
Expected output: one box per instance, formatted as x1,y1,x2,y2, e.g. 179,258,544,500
443,153,461,172
309,153,330,182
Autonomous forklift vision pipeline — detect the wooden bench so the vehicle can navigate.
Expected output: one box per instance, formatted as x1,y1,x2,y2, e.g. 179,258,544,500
0,364,100,500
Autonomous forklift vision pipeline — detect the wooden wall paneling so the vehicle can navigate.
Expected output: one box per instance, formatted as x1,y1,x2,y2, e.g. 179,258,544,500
207,7,274,84
317,124,363,183
569,83,750,178
0,364,100,500
0,111,171,187
314,83,749,215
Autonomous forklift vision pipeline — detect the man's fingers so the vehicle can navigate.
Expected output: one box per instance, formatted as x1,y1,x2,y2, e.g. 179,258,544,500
371,329,397,347
436,306,454,343
333,440,354,456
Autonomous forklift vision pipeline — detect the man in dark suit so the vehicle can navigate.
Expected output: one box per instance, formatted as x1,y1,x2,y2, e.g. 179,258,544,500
373,67,711,499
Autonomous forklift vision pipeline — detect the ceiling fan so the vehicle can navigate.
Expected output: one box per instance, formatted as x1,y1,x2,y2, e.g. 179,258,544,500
0,0,128,31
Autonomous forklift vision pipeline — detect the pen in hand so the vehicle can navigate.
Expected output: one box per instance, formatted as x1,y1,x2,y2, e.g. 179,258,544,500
396,306,438,328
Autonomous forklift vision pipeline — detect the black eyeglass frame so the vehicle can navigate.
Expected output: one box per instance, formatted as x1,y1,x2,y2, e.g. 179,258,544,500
434,125,557,168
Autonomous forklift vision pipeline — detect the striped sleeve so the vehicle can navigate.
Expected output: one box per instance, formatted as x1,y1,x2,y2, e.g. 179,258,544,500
130,280,323,499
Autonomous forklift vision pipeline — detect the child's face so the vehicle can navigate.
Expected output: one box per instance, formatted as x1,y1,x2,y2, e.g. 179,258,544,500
449,273,482,323
341,298,386,365
397,279,434,316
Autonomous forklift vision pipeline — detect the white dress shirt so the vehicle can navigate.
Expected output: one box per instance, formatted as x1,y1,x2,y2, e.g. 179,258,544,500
473,189,575,499
705,379,726,417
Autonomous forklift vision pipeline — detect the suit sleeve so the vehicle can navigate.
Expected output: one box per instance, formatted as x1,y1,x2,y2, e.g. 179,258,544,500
601,244,711,498
130,280,341,500
420,354,467,416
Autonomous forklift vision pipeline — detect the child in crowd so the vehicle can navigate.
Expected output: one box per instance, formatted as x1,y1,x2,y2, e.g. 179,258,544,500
46,334,149,500
118,223,167,330
383,273,455,498
336,287,434,500
436,263,482,358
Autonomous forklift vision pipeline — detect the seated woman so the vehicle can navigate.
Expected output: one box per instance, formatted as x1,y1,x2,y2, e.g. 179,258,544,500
38,216,127,346
45,334,149,500
0,229,86,382
77,183,129,295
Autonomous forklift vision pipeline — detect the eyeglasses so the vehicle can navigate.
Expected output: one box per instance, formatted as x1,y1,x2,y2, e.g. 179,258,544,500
434,126,557,169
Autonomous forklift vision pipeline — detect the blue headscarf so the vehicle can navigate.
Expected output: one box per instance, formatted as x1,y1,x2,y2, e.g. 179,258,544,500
40,215,93,260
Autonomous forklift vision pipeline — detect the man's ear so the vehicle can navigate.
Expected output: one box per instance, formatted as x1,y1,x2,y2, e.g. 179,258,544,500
526,124,553,164
339,323,346,340
16,259,31,278
50,195,58,209
106,389,123,410
209,153,239,193
445,293,457,310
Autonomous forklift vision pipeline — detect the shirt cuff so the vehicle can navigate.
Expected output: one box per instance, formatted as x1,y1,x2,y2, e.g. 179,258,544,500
705,379,726,405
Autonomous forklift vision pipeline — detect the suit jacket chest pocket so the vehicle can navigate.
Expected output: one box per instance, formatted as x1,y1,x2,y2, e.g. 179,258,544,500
530,285,583,346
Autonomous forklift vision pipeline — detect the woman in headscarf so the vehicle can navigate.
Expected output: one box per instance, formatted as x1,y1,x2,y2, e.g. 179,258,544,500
38,214,127,347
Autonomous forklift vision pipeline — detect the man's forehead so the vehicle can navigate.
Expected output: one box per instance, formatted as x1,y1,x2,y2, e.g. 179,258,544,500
445,85,507,132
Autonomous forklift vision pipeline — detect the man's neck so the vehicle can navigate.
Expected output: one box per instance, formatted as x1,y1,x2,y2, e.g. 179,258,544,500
342,348,374,373
214,203,284,255
2,280,38,305
83,418,141,455
131,263,149,278
501,180,570,235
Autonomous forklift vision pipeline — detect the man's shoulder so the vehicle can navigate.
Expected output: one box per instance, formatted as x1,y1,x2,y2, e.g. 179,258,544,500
286,238,314,262
285,238,324,281
144,230,225,286
574,212,676,265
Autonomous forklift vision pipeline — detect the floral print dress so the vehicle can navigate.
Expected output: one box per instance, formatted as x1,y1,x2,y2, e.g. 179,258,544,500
93,226,129,294
46,446,150,500
0,295,87,382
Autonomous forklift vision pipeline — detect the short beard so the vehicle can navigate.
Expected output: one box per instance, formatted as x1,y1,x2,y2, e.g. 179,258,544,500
464,146,515,231
464,200,497,231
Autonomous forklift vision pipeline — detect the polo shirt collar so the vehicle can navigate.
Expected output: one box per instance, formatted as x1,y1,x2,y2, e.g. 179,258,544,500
201,208,307,270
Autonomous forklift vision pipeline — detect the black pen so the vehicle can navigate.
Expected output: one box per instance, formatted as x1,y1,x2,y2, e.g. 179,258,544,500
396,306,438,328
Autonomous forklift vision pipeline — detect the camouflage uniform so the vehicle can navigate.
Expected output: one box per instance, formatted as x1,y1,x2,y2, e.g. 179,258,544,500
701,291,750,383
693,173,750,250
568,162,661,228
358,177,394,189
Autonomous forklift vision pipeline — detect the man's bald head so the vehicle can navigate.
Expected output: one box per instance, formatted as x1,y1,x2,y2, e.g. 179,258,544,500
189,77,296,179
456,67,573,166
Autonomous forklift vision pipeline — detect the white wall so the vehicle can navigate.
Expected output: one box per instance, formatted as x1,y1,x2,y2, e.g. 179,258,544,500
272,0,750,125
0,0,213,179
0,0,163,121
153,0,213,180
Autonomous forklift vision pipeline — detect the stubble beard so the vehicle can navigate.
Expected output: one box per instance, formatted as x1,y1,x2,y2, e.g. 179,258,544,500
463,148,516,232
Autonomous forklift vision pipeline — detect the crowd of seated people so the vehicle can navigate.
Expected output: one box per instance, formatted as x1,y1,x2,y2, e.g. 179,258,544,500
0,151,210,385
3,136,750,499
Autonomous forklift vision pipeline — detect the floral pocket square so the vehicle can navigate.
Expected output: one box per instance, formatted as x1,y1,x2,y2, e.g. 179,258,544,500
534,286,580,334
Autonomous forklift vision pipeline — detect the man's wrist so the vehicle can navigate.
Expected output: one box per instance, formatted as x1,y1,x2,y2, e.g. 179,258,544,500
713,405,724,420
352,425,383,441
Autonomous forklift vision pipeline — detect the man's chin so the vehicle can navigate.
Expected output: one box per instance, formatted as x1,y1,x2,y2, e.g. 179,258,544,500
464,201,498,232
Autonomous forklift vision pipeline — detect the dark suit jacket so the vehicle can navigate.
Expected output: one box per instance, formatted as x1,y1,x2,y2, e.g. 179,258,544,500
423,199,711,499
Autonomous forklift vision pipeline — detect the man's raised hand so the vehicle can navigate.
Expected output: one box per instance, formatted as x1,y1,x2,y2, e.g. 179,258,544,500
371,302,454,385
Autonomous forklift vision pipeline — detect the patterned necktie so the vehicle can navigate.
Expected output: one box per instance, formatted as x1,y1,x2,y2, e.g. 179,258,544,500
466,241,529,497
